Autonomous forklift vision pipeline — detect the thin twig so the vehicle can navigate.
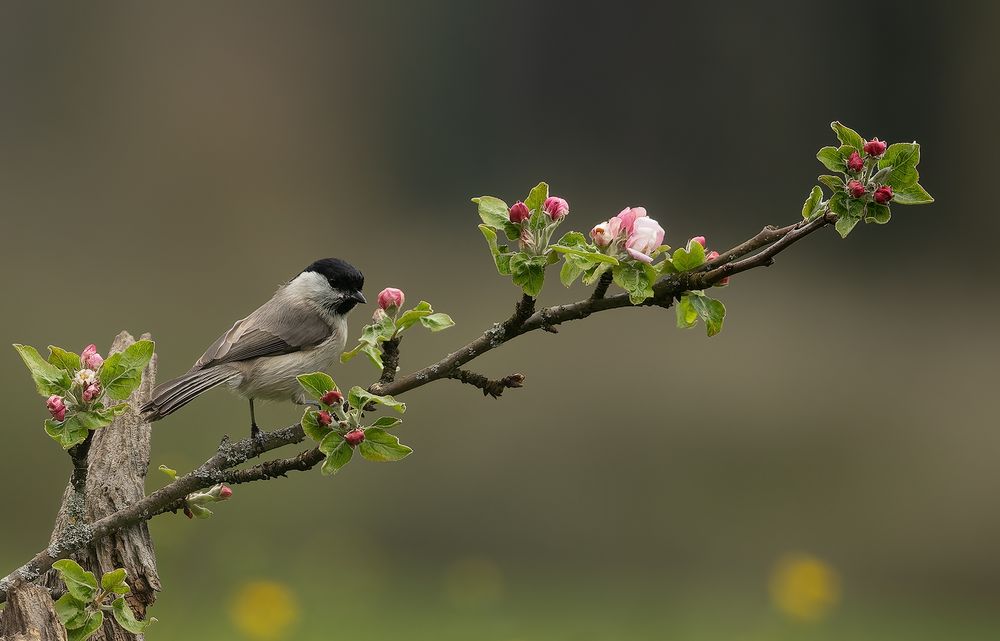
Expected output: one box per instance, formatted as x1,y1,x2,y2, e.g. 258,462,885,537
446,369,525,398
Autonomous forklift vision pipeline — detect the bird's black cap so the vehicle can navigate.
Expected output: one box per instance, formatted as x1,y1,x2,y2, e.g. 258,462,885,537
303,258,365,300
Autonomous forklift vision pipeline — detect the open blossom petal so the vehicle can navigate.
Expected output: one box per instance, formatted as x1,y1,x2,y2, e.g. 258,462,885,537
626,247,655,263
73,368,97,387
615,207,647,236
590,217,623,248
625,216,665,263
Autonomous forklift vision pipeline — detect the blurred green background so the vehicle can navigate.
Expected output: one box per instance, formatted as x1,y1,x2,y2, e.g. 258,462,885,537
1,1,998,639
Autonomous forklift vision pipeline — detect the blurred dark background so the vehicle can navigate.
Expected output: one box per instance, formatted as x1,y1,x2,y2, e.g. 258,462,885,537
1,2,997,639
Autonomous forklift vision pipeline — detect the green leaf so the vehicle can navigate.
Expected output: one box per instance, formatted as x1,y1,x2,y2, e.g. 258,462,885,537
864,203,891,224
358,428,412,462
818,175,844,191
523,182,549,215
878,142,920,189
301,407,333,443
509,253,546,297
419,313,455,332
801,185,824,220
72,405,128,430
816,146,846,173
98,340,154,401
112,597,154,634
612,262,654,304
45,417,91,450
67,610,103,641
675,296,698,328
687,293,727,337
371,416,402,429
835,213,861,238
158,465,177,479
478,225,515,276
296,372,337,401
396,300,434,332
188,503,213,519
13,344,72,396
347,386,406,413
48,346,81,374
581,262,611,286
101,568,130,595
559,259,585,287
831,121,865,151
55,594,91,629
892,182,934,205
473,196,510,230
828,191,849,217
671,241,706,272
319,432,354,475
53,559,99,602
549,244,619,265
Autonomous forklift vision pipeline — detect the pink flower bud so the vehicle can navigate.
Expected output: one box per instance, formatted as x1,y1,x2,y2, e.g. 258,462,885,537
81,344,104,370
317,410,333,426
624,217,665,264
508,201,530,223
82,383,101,403
543,196,569,221
706,250,720,261
863,138,887,157
615,206,647,236
847,151,864,173
345,429,365,446
218,485,233,500
873,185,893,204
377,287,405,312
847,180,866,199
46,395,67,422
321,390,344,406
589,217,623,248
690,236,706,248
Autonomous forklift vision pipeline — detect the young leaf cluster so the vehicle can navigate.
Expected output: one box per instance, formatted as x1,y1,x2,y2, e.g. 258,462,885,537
814,121,933,238
297,372,410,476
52,559,155,640
341,300,454,370
13,341,154,449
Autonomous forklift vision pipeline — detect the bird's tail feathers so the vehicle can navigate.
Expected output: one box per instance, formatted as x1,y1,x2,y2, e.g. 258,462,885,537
141,367,238,421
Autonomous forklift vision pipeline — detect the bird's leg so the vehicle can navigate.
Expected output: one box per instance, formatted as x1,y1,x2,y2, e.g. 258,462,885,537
249,398,264,449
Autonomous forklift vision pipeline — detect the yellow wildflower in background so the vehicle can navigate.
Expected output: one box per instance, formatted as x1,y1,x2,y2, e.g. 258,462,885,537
229,580,301,641
769,552,840,622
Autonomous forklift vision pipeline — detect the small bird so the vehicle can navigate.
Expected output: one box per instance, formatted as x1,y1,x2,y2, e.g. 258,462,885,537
142,258,365,441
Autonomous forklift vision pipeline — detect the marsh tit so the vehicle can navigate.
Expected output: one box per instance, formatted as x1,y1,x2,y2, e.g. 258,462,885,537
142,258,365,440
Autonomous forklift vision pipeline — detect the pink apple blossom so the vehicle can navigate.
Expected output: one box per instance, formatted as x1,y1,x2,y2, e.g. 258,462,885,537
590,217,623,248
81,344,104,370
46,395,67,422
615,206,647,235
625,217,665,264
377,287,405,313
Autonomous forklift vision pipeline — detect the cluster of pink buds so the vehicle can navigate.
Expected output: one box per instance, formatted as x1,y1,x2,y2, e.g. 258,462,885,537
46,395,67,421
508,195,570,255
590,206,666,264
845,137,893,205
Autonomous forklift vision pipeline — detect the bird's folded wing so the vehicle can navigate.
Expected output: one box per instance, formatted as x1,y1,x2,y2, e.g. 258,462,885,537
190,298,333,371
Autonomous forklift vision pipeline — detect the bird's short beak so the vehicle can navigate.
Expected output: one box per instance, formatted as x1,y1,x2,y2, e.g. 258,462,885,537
351,290,367,304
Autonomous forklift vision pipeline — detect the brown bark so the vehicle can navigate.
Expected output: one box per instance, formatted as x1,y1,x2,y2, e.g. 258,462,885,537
0,583,68,641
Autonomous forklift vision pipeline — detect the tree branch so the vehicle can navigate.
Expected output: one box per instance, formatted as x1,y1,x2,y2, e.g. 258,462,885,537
0,209,837,606
446,368,525,398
